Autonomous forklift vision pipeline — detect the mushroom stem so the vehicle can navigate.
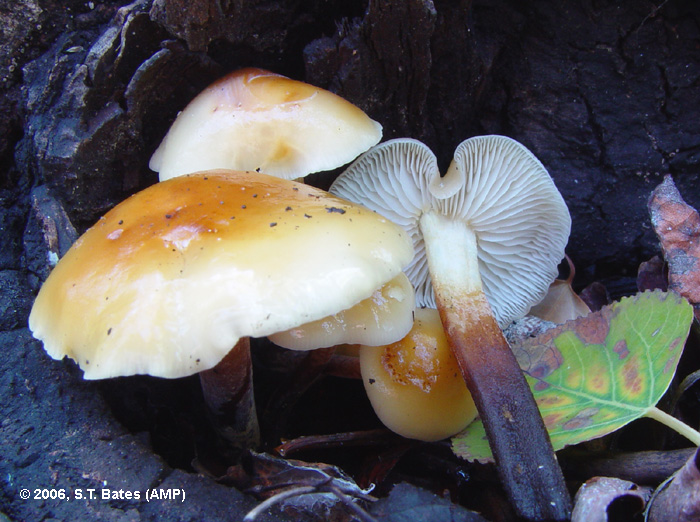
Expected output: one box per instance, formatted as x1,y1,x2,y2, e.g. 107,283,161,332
324,353,362,380
199,337,260,451
419,211,571,520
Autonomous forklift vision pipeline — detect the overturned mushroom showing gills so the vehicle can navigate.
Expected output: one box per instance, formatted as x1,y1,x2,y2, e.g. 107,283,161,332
150,68,382,181
29,169,414,449
360,307,478,441
330,136,572,520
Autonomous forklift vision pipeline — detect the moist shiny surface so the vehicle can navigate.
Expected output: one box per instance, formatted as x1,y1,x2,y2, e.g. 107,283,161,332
29,170,413,379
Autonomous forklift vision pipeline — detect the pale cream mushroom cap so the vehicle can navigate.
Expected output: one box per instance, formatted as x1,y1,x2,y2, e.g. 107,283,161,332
330,135,571,327
29,170,413,379
150,68,382,181
360,307,478,441
269,272,414,350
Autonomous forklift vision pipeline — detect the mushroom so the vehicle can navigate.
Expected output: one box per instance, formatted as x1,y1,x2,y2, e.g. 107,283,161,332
149,68,382,181
29,169,414,449
360,307,478,442
330,136,572,519
146,67,384,445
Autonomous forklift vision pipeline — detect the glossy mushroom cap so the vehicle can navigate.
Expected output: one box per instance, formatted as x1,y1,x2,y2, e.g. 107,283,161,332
29,170,413,379
360,307,478,441
150,68,382,181
330,135,571,327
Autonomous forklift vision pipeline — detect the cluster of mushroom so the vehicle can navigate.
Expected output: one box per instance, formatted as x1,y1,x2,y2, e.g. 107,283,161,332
331,136,572,439
28,69,416,449
330,136,573,518
29,67,574,518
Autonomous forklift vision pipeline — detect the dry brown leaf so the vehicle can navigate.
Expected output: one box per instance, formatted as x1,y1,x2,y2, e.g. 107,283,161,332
637,255,668,292
649,175,700,321
225,450,369,499
579,282,610,312
529,256,590,324
529,279,591,324
228,451,375,522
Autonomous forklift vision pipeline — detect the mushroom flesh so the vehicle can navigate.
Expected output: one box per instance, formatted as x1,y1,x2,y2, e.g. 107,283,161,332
360,307,478,441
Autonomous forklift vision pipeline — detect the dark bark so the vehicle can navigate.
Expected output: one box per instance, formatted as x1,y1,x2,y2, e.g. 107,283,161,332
2,0,700,520
9,0,700,280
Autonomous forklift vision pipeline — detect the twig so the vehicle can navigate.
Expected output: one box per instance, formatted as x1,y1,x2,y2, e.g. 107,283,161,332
327,483,378,522
276,429,400,457
243,473,377,522
562,447,695,484
243,485,316,521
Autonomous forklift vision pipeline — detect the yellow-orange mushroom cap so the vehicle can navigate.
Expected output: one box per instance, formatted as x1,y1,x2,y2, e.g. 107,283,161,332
28,170,413,380
360,307,478,441
150,68,382,181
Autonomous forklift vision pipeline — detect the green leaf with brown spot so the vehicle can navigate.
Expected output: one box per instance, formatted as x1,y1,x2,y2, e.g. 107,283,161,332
452,290,694,462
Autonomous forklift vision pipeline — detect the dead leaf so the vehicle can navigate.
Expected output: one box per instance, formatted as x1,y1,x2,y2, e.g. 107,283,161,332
529,279,591,323
571,476,651,522
579,282,610,312
231,451,376,522
225,450,370,500
649,175,700,321
647,448,700,522
530,256,590,324
638,255,668,292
